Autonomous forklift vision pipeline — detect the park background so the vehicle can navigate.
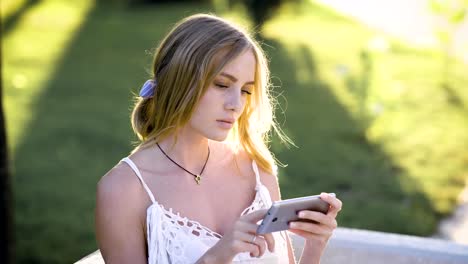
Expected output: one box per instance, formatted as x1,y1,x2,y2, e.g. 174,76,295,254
2,0,468,263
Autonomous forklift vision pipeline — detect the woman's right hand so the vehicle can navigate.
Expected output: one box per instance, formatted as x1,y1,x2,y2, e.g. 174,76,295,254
198,209,275,263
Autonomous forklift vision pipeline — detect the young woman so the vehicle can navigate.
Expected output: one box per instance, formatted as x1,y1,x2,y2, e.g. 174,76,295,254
95,14,342,264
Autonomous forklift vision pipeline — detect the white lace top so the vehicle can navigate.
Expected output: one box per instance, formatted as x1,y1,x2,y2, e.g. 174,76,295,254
121,157,290,264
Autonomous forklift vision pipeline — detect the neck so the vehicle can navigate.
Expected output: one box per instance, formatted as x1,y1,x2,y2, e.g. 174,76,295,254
157,130,210,171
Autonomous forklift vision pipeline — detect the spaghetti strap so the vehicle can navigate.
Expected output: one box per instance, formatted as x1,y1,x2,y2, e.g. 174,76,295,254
251,160,262,189
251,160,274,208
121,157,156,204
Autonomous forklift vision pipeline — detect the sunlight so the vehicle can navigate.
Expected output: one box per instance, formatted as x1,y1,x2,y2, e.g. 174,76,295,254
1,0,28,21
3,0,95,155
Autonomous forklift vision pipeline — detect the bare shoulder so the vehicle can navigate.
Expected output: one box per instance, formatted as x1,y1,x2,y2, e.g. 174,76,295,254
255,162,282,202
234,146,282,202
95,161,149,263
96,161,151,227
97,161,150,208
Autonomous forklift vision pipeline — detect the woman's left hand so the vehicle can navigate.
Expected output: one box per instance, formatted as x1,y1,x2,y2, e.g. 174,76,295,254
288,192,342,246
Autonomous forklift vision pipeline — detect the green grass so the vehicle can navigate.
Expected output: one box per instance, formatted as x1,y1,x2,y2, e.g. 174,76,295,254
3,0,468,263
261,1,468,233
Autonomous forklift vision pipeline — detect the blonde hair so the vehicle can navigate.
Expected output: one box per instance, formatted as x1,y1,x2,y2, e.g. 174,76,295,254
131,14,291,175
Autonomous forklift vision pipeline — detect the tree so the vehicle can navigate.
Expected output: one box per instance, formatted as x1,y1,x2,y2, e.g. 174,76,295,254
429,0,468,95
0,13,14,264
242,0,282,28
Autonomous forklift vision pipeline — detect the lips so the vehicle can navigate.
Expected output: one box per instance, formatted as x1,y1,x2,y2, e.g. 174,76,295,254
216,118,235,129
217,118,235,124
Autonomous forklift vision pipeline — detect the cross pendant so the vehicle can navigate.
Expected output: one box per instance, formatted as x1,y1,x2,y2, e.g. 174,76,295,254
195,175,201,185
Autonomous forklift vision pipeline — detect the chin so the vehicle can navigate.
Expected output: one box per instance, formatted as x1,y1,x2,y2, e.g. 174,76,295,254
208,134,229,142
204,131,230,142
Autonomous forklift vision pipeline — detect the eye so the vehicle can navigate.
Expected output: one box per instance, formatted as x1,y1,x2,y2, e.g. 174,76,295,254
215,83,229,88
242,89,252,95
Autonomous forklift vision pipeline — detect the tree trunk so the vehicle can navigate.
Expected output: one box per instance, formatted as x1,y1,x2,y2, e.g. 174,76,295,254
0,12,14,264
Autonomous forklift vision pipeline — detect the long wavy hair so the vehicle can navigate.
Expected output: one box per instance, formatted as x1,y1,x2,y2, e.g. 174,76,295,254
131,14,291,175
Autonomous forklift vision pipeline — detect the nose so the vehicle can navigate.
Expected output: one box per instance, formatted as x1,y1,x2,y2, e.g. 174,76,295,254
224,87,243,113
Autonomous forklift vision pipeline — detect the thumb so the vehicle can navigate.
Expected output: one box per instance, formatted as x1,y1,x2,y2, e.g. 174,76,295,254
242,209,268,223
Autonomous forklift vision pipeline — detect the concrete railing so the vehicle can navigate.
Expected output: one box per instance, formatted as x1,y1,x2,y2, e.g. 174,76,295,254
76,227,468,263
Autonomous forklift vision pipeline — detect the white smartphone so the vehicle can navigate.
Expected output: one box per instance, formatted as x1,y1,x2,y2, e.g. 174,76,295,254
256,193,335,235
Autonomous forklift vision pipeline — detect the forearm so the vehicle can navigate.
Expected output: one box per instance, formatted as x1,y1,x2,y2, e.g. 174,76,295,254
194,253,219,264
298,240,326,264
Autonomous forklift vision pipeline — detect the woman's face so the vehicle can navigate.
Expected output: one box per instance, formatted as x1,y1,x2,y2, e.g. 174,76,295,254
188,49,256,141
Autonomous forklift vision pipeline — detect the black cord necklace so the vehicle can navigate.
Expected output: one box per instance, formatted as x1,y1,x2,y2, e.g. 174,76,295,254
156,143,210,185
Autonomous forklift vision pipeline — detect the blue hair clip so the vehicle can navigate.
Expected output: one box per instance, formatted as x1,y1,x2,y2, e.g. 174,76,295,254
139,79,157,98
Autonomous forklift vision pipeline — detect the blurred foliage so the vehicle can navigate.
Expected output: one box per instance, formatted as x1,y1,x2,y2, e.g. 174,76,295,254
213,0,300,29
429,0,468,24
2,0,468,263
428,0,468,90
241,0,282,28
95,0,211,6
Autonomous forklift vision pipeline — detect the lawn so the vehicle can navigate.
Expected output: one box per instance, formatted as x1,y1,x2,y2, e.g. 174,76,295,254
3,0,468,263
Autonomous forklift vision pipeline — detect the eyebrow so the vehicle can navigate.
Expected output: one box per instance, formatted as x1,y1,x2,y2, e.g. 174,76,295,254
219,72,255,85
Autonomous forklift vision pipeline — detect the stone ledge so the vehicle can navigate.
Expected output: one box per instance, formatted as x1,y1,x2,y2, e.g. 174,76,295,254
76,227,468,263
306,227,468,264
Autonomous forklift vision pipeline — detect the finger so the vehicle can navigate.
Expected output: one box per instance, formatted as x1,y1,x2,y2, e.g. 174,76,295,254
320,193,342,215
327,200,342,218
239,233,262,257
236,221,261,234
246,243,260,258
289,221,333,236
242,209,268,223
253,235,267,257
332,218,338,229
298,210,326,222
288,228,328,241
298,210,337,229
320,193,342,209
261,232,275,253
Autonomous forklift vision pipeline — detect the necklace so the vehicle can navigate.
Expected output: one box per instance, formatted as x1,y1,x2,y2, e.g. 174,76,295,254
156,143,210,185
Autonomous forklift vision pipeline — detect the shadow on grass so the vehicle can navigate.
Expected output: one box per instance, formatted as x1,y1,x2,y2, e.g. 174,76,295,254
2,0,42,36
259,36,436,236
12,3,213,263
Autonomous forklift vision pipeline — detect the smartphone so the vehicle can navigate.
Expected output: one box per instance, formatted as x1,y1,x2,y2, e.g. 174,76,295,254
256,193,335,235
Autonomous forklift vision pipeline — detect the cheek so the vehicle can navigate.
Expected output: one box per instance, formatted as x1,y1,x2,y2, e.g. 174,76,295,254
192,91,219,117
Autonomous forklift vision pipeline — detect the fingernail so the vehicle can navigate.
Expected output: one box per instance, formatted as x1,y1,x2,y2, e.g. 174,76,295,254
268,245,274,253
298,212,305,218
